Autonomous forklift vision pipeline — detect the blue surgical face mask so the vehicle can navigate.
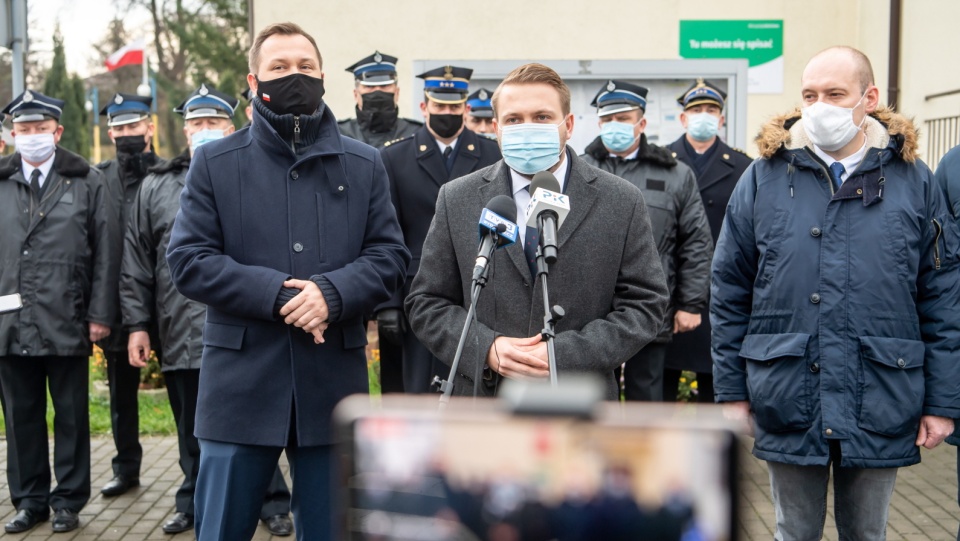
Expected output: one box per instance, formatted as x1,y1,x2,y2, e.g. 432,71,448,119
687,113,720,142
599,121,639,152
190,129,226,152
498,120,565,175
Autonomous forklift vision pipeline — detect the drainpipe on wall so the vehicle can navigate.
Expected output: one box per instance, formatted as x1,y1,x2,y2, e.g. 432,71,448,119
888,0,902,110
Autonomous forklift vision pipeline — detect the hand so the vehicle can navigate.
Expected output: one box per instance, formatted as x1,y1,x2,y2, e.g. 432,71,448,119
916,415,955,449
89,322,111,343
127,331,150,368
722,400,754,436
377,309,406,345
673,310,701,334
486,335,549,380
280,279,328,336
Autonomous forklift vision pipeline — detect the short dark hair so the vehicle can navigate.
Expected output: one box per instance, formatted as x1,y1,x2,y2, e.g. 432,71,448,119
492,63,571,118
248,22,322,74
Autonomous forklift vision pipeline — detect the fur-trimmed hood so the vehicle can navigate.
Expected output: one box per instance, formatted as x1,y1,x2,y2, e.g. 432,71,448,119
585,133,678,168
755,106,919,163
0,147,92,180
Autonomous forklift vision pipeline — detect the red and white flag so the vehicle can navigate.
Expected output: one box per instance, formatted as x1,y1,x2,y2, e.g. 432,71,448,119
105,39,145,71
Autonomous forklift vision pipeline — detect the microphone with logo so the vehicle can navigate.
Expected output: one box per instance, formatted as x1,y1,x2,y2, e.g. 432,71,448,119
526,172,570,266
473,195,519,285
436,196,519,403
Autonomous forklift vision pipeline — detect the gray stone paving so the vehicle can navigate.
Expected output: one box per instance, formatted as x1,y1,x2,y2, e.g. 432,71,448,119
0,435,956,539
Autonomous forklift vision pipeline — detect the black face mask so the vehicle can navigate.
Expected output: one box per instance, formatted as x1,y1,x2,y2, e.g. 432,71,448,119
115,135,148,156
358,91,398,133
428,113,463,139
255,73,325,116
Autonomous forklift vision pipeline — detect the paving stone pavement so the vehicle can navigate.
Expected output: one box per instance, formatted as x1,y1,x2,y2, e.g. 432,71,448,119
0,435,956,539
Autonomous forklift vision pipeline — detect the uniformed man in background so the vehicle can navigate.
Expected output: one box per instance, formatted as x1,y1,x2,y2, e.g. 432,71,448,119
121,85,294,536
0,90,119,533
664,79,751,403
96,92,166,498
378,65,501,393
580,80,713,402
464,88,496,139
338,51,421,148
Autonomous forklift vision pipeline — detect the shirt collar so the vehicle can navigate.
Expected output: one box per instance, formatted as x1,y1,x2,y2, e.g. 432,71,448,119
607,147,640,161
510,151,570,198
435,136,459,154
21,154,55,182
813,138,868,179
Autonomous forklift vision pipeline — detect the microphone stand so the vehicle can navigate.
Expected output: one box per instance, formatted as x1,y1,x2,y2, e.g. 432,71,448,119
535,214,564,387
435,231,500,406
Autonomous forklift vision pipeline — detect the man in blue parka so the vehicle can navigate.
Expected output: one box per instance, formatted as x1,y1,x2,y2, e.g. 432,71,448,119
712,46,960,539
166,22,410,541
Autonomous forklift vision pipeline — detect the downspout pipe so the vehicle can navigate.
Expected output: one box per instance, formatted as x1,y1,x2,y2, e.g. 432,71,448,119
888,0,902,110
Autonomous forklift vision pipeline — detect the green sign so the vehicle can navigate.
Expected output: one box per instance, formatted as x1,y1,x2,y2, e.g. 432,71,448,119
680,20,784,94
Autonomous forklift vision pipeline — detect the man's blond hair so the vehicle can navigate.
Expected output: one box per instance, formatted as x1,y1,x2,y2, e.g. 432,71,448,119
492,63,571,118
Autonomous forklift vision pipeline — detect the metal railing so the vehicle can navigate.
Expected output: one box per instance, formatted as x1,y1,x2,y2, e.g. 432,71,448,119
925,115,960,169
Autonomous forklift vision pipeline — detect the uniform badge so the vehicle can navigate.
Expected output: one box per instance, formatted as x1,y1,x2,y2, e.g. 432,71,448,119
467,144,475,151
443,66,453,80
374,52,383,63
199,84,209,96
606,81,616,92
23,90,34,103
478,89,488,101
723,153,730,160
419,144,427,152
114,94,124,105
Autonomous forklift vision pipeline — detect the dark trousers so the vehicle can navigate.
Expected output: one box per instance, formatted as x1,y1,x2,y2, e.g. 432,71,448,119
378,333,404,394
0,355,90,512
662,368,715,403
103,347,142,477
195,439,335,541
165,369,291,518
617,343,668,401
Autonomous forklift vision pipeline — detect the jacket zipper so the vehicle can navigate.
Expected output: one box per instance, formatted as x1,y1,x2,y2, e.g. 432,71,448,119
293,116,301,147
932,218,943,270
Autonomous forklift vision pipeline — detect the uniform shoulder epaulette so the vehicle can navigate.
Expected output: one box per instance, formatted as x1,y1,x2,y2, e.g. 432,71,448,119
383,135,413,147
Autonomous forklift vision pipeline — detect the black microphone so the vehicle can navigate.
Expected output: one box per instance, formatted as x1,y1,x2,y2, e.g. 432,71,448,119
526,172,570,265
473,195,519,283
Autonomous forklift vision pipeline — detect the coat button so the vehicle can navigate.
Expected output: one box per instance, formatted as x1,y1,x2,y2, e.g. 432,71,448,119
856,188,863,195
810,362,820,373
291,170,299,180
21,349,28,355
293,242,303,253
810,227,821,237
22,250,28,255
810,293,821,304
897,358,905,368
825,428,833,436
338,185,344,191
707,199,714,205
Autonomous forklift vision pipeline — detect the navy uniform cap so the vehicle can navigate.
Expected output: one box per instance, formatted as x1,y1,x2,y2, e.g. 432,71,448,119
2,89,64,123
100,93,152,127
466,88,494,118
418,65,473,104
345,51,398,86
173,84,238,120
678,78,726,110
591,80,648,117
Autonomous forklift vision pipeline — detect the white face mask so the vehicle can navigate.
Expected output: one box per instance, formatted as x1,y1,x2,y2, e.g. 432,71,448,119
801,92,867,152
15,133,56,163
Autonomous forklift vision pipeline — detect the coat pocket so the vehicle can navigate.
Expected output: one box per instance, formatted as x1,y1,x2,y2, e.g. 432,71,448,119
202,322,246,350
740,332,812,433
857,336,924,437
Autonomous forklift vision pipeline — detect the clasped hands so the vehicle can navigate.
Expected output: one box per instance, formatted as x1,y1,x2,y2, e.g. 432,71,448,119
279,279,329,344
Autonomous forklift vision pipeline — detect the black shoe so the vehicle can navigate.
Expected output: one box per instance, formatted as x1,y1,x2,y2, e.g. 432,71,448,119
4,508,49,533
263,514,293,536
162,512,194,534
51,509,80,533
100,474,140,496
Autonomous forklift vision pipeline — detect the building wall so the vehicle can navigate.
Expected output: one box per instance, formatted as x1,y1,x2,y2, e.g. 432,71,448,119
251,0,909,156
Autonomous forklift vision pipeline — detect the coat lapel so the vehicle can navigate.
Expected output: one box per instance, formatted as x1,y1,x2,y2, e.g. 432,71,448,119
478,162,530,280
556,151,598,249
414,128,448,188
695,142,737,191
448,129,481,180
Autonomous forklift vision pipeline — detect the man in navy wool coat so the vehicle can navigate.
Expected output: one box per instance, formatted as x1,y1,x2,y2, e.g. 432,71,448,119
166,22,409,541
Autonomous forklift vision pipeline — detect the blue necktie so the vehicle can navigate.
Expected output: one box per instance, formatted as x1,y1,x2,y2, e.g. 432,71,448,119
443,145,454,173
829,162,845,189
523,185,538,278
